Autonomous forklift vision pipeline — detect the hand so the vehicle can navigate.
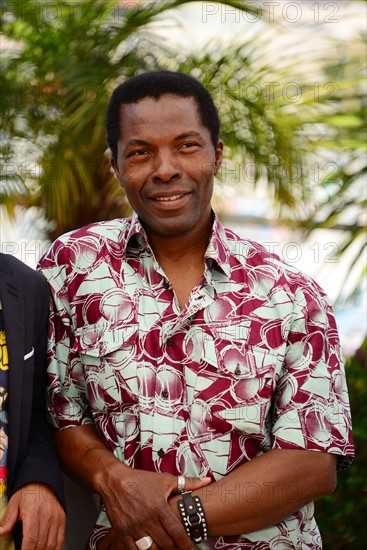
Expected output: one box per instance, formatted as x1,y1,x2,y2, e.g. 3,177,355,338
0,482,65,550
99,468,211,550
96,528,132,550
96,528,168,550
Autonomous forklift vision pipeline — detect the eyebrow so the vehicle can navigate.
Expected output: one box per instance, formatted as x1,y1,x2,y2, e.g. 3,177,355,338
123,131,203,150
123,138,150,154
173,131,203,140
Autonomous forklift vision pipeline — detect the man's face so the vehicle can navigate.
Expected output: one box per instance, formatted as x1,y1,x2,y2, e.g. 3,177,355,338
112,94,223,241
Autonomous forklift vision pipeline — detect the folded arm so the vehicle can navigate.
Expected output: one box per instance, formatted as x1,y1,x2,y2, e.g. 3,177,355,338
54,424,210,550
169,448,336,536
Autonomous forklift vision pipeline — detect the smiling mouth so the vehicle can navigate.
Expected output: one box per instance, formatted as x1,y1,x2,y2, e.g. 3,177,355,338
154,193,188,202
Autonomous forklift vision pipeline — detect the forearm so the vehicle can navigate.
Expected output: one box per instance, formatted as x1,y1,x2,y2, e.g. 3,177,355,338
53,424,126,497
54,424,211,549
170,449,337,536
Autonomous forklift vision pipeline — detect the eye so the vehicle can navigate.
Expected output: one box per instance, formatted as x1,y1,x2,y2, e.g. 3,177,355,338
132,149,149,156
180,142,199,150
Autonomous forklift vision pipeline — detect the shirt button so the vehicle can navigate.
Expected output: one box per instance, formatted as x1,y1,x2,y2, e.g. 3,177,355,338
166,338,173,346
235,366,241,376
164,282,170,290
161,389,169,399
158,448,165,457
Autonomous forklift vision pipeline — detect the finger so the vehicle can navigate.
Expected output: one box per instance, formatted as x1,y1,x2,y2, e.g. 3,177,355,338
44,519,64,550
152,515,192,550
20,515,42,550
54,525,65,550
0,498,19,536
165,474,212,498
170,475,212,496
112,536,137,550
97,530,135,550
55,512,66,550
181,476,212,491
129,484,193,549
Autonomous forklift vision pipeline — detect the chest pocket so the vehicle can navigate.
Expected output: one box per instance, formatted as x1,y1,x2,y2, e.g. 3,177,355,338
72,321,139,413
192,344,279,437
73,322,137,356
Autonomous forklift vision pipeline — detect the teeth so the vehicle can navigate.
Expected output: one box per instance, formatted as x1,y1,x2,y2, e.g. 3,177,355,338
155,194,184,201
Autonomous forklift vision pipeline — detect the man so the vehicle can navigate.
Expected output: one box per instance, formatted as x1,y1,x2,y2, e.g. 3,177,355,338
0,253,65,550
38,71,354,550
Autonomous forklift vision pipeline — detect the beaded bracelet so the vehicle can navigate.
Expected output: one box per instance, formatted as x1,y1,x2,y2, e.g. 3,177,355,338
177,491,208,543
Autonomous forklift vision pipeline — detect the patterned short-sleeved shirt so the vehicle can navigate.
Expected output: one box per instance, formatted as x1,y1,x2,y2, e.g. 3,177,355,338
39,213,354,549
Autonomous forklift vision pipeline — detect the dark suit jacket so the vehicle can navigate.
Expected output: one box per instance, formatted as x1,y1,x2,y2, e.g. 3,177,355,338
0,253,65,547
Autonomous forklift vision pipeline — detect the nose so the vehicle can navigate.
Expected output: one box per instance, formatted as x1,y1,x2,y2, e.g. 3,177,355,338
151,150,181,183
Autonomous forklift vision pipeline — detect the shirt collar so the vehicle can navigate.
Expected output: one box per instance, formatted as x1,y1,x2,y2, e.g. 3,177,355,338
205,212,232,279
125,211,232,279
126,212,151,252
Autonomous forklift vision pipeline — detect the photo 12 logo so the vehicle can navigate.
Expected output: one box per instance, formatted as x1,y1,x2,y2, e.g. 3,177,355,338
202,2,339,24
264,241,339,264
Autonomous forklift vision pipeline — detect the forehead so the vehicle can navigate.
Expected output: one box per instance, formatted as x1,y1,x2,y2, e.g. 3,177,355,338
118,94,204,139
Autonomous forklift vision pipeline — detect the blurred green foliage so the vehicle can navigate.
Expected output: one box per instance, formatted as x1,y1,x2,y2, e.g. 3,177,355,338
1,0,365,264
316,338,367,549
0,0,313,238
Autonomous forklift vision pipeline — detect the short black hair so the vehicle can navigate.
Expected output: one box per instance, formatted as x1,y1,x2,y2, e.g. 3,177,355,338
106,70,220,161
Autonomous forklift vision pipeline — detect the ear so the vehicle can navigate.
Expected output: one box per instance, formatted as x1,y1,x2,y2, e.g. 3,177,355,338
111,158,119,178
214,140,224,175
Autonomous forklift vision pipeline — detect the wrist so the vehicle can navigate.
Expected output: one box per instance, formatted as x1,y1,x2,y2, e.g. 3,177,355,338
176,491,208,543
91,450,125,495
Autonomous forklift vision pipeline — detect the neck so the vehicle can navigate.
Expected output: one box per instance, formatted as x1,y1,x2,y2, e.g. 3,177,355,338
144,218,213,310
145,216,213,266
151,231,210,308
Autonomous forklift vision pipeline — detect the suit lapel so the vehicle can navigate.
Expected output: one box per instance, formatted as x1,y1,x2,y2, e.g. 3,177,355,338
0,268,25,491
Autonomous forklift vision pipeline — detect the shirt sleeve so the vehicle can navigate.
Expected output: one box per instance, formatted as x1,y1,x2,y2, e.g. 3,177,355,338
38,243,93,431
271,280,354,470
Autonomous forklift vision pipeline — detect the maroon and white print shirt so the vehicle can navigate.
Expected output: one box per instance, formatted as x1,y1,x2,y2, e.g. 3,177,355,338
39,213,354,549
